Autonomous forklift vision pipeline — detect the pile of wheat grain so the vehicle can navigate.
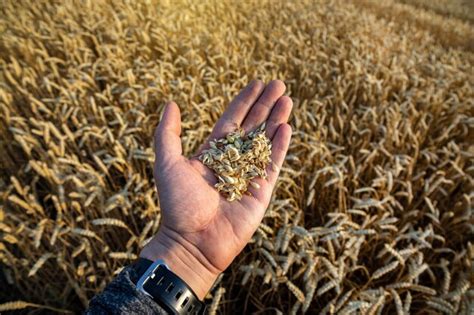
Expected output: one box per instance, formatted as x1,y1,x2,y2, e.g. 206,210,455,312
0,0,473,313
199,124,271,201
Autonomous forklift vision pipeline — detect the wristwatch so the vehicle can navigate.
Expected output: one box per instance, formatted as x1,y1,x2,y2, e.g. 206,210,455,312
132,258,206,315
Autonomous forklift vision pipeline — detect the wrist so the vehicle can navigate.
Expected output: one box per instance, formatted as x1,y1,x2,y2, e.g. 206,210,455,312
139,229,220,300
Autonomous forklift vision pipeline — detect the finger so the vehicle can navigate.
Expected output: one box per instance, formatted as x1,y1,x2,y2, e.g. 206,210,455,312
211,80,265,138
241,80,286,133
193,80,265,156
154,102,182,166
244,123,292,205
267,123,292,187
265,96,293,139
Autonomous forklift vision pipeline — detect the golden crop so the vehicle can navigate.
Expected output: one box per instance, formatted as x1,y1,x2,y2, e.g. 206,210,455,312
0,0,473,313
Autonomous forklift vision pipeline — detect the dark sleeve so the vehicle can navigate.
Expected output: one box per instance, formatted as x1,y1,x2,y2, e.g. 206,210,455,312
85,265,169,315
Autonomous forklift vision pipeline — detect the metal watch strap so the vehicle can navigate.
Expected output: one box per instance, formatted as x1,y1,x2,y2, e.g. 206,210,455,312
132,258,206,315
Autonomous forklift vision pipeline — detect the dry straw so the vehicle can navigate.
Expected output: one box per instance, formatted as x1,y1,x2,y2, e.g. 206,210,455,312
1,0,473,313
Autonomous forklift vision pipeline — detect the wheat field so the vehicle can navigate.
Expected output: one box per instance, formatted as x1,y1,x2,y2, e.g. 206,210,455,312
0,0,473,313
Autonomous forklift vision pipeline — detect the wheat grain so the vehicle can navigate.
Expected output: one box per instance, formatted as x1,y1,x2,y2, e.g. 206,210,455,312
389,289,404,315
109,252,137,260
0,301,38,312
427,297,456,314
384,244,405,266
302,278,317,313
91,218,131,231
403,291,412,314
28,253,53,277
372,261,400,280
208,287,226,315
317,279,338,296
366,293,386,315
334,289,354,312
286,280,305,303
199,125,271,201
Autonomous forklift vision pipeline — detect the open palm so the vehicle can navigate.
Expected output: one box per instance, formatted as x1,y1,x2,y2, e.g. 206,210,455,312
141,80,292,298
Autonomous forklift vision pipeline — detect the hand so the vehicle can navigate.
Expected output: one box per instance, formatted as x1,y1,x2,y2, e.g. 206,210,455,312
140,80,293,299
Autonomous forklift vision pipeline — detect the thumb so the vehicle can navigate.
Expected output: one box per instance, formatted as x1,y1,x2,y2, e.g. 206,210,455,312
154,102,182,166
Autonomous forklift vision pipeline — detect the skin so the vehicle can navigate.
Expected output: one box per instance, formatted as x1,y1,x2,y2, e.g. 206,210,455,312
140,79,293,299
